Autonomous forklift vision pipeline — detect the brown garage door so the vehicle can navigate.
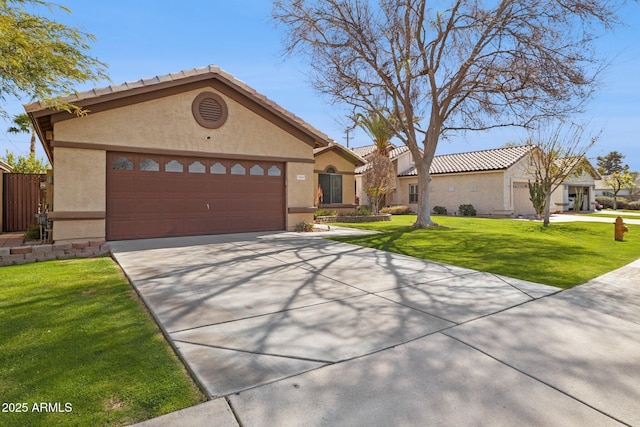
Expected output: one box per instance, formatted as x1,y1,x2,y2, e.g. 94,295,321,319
106,152,285,240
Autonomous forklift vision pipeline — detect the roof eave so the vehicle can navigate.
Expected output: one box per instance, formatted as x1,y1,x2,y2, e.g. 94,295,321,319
25,67,333,164
315,144,366,166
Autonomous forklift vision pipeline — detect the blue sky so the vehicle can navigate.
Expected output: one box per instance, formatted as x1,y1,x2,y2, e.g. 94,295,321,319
1,1,639,170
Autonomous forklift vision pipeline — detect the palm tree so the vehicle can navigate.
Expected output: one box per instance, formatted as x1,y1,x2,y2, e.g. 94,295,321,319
7,113,36,153
356,111,395,157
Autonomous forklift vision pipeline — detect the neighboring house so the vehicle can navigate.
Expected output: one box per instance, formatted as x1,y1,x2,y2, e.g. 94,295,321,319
354,145,600,216
25,65,333,242
313,143,366,211
0,160,12,173
594,175,639,200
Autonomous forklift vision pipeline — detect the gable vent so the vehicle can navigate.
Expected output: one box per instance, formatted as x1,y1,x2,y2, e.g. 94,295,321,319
199,98,223,122
192,92,228,129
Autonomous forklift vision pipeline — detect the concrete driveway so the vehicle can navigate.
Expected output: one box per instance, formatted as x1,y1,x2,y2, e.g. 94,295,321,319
111,230,640,426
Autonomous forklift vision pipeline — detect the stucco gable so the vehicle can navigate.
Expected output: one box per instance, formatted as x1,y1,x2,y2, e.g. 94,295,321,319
314,143,366,168
25,65,333,163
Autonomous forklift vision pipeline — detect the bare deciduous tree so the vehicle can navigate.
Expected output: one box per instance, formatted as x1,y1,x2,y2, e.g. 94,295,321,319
526,122,599,226
273,0,620,227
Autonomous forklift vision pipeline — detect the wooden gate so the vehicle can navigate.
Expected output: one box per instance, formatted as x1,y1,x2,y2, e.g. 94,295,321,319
2,173,45,232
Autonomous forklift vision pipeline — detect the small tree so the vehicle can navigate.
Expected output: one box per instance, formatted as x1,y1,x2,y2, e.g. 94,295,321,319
624,172,640,201
7,113,37,153
1,150,49,174
528,179,546,220
573,187,585,212
597,151,628,175
527,121,598,226
0,0,108,117
362,153,396,214
605,171,634,210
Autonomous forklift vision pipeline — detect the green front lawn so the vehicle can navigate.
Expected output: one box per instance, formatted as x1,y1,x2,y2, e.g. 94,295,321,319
332,215,640,289
0,258,205,427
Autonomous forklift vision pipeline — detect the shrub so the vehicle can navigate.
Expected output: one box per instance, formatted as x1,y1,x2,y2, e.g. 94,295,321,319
380,205,411,215
596,196,613,209
356,205,373,216
23,225,40,241
314,208,337,218
458,204,477,216
433,206,447,215
628,201,640,211
341,206,373,216
596,196,629,210
295,221,315,232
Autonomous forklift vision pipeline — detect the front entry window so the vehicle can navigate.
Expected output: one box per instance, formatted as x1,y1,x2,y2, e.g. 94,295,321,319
319,167,342,204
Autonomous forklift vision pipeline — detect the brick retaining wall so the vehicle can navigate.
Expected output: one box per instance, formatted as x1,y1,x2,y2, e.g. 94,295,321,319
0,239,111,267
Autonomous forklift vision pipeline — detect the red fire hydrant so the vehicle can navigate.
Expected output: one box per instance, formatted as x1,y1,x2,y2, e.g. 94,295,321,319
615,216,628,242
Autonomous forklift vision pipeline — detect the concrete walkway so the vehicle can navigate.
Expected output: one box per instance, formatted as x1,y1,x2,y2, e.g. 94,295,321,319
113,229,640,426
550,212,640,225
0,231,24,248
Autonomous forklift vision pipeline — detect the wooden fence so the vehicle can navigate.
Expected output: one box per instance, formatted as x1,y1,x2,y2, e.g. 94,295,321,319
2,173,46,232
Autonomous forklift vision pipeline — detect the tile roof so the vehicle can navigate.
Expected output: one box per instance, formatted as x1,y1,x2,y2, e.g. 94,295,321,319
350,145,378,158
353,144,410,174
398,145,534,176
350,143,401,159
388,145,410,159
25,65,334,162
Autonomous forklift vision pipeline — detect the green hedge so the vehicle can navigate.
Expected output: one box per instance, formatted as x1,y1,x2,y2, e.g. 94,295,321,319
596,196,630,210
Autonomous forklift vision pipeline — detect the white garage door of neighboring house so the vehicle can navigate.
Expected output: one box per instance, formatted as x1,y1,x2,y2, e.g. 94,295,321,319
106,152,285,240
513,182,536,216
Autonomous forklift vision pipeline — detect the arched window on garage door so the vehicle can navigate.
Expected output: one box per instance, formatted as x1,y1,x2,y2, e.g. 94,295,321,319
318,167,342,204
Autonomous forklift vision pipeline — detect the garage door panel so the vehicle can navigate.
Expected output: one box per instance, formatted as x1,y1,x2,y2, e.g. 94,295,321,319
184,199,212,211
260,215,285,229
109,198,136,215
107,219,134,240
161,220,185,236
136,199,164,214
110,174,135,190
208,202,230,213
163,179,187,193
107,152,285,240
163,198,186,214
225,196,249,211
135,174,159,186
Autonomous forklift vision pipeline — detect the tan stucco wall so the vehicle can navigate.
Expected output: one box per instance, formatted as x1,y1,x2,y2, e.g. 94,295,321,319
54,220,105,242
53,147,106,212
397,171,507,215
54,88,311,160
287,162,314,229
49,87,320,240
314,150,357,206
51,147,106,241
